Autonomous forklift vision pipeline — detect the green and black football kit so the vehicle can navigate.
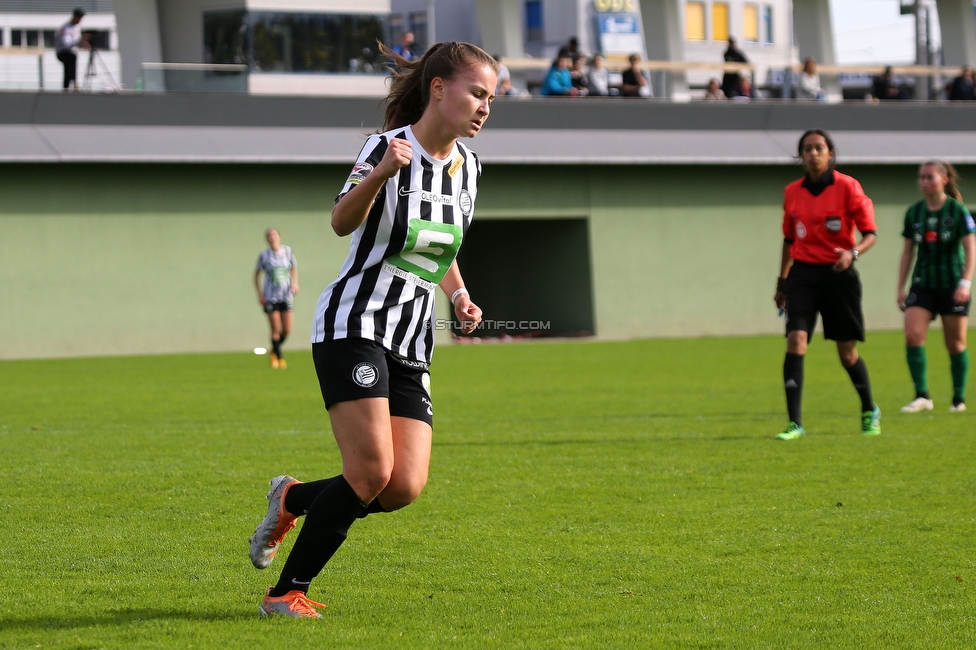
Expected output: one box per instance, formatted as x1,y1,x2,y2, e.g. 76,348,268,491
901,196,975,406
902,196,976,318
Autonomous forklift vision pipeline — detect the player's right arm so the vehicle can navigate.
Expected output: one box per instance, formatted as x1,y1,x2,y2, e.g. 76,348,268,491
254,269,266,306
775,241,793,310
332,138,412,237
896,238,916,311
775,188,795,309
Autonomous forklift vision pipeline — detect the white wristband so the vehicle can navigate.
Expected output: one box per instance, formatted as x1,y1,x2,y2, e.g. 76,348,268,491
960,279,972,289
451,287,469,305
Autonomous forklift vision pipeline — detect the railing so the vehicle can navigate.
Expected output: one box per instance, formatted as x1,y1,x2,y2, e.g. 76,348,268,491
140,63,248,93
0,47,47,90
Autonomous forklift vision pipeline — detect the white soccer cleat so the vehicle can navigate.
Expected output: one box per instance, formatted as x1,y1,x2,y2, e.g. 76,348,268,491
950,402,967,413
900,397,934,413
249,475,301,569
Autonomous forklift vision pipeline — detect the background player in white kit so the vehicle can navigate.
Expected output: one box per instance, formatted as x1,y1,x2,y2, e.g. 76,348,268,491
254,228,298,369
248,41,497,618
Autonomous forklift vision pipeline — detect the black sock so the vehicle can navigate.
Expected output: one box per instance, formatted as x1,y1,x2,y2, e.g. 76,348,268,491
285,476,340,516
358,499,387,518
845,356,874,412
784,353,804,426
272,337,282,357
271,476,366,597
279,332,288,346
286,476,388,519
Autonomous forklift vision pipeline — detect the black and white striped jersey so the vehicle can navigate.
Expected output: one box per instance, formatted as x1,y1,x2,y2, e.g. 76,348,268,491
312,125,481,362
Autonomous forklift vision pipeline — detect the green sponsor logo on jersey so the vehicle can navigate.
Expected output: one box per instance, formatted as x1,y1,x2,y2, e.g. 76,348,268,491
386,219,463,285
271,266,289,284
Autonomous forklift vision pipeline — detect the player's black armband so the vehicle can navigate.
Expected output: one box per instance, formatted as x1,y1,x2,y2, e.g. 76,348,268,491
860,231,876,237
784,238,795,244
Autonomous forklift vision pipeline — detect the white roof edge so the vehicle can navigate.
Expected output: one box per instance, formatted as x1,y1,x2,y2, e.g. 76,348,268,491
4,124,975,165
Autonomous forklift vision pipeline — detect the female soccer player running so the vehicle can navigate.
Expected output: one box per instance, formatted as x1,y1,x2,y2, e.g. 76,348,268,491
248,42,496,618
897,161,976,413
254,228,298,368
773,129,881,440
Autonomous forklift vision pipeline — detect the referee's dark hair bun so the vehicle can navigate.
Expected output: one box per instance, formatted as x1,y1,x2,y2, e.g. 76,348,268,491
380,41,499,131
797,128,836,167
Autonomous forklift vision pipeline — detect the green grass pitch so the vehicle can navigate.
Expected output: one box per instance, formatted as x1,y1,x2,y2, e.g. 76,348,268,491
1,330,974,648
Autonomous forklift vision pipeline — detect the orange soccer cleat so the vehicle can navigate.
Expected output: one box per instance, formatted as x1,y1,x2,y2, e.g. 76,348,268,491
249,475,301,569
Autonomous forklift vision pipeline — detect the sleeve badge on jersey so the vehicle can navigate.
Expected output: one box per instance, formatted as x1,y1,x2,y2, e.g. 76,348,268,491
346,162,374,185
458,189,473,217
966,213,976,231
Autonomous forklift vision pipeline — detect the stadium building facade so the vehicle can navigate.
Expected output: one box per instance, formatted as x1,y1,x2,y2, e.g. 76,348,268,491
2,93,976,359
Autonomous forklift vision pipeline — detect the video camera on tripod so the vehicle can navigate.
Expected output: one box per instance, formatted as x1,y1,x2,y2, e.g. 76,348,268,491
82,31,119,92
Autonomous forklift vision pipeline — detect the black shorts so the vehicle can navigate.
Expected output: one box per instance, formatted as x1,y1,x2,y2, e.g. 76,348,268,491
264,301,293,314
906,285,971,318
312,338,433,426
785,261,865,341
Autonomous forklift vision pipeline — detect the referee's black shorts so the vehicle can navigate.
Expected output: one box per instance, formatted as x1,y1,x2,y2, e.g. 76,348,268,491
785,261,865,342
312,338,433,426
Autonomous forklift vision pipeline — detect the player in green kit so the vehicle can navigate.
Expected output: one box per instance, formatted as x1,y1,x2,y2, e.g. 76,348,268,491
897,161,976,413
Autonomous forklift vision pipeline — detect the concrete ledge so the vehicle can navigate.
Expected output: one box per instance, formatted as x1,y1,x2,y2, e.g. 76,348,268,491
2,92,975,164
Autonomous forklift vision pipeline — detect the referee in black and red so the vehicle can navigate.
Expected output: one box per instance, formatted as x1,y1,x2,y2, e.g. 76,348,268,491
773,129,881,440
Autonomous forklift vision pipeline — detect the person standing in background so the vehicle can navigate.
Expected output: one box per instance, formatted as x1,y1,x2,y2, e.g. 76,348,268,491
722,37,748,100
897,161,975,413
620,54,650,97
254,228,298,369
55,8,90,91
773,129,881,440
392,31,418,61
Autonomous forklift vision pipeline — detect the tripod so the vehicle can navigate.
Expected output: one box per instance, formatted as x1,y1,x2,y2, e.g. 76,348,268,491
82,45,120,92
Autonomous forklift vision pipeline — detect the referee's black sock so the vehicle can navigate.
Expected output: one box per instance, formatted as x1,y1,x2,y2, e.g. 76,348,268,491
844,356,874,413
784,353,804,426
270,475,366,597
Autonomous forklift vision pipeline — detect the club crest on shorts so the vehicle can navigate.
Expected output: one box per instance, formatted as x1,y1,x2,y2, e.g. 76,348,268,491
352,362,379,388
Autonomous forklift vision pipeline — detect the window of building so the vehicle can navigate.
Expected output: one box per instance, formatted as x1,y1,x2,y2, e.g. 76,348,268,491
0,30,4,47
204,11,248,65
205,12,387,74
686,2,705,41
389,13,405,48
26,30,38,47
743,3,759,42
762,5,773,44
43,30,55,48
712,2,729,42
525,0,543,42
11,30,22,47
409,11,427,51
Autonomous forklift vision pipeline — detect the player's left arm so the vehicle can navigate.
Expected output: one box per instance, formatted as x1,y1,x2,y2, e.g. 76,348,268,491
955,233,975,304
834,181,877,271
289,251,299,296
439,260,482,335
